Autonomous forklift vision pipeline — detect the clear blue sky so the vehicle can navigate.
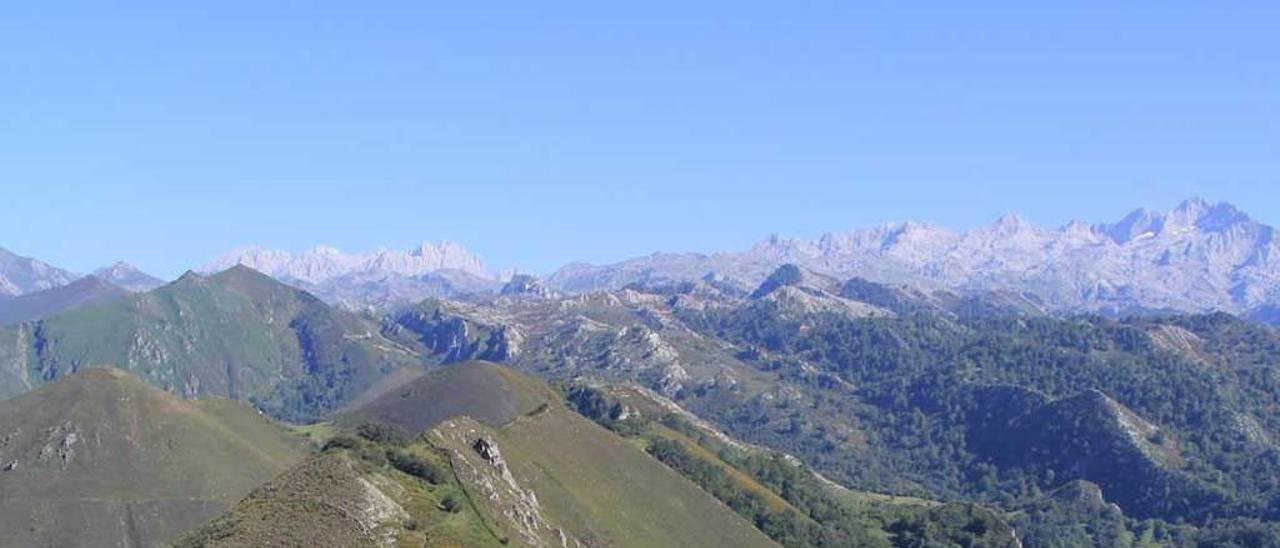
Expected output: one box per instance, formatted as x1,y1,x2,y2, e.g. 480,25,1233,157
1,3,1276,278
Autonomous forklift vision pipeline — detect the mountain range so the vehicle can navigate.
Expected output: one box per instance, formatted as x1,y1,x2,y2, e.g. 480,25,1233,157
1,263,1278,544
548,198,1280,317
0,265,421,420
6,198,1280,546
199,241,499,309
10,197,1278,319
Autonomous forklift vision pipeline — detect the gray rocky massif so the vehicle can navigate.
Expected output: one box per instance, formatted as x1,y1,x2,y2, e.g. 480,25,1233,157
201,241,500,310
548,198,1280,316
0,247,79,297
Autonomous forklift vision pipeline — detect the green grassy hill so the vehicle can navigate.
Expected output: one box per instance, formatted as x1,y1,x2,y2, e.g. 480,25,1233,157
0,265,421,421
351,361,778,547
463,403,778,547
184,361,777,548
336,360,554,433
0,366,308,547
175,445,504,548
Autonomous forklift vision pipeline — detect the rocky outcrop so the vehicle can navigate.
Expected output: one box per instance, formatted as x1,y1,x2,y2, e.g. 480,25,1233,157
432,419,580,547
89,262,163,292
500,274,555,299
389,301,521,363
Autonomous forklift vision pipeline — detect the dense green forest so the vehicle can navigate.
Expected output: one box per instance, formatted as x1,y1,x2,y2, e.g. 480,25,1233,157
669,304,1280,545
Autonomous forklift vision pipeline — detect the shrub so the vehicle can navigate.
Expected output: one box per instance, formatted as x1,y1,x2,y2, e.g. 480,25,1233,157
355,421,410,446
388,449,446,484
441,493,463,513
323,433,362,451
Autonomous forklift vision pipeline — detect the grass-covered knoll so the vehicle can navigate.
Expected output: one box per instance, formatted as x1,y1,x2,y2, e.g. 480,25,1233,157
176,424,510,548
343,360,774,545
183,362,773,548
0,265,421,421
0,367,308,547
342,360,774,546
175,448,501,548
478,403,778,547
337,360,555,434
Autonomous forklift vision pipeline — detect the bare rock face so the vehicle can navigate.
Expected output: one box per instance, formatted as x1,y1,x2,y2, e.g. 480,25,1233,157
0,247,79,298
433,420,580,547
90,262,164,292
35,422,78,468
500,274,556,299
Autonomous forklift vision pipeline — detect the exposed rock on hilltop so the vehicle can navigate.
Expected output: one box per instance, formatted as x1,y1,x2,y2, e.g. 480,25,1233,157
90,261,164,292
500,274,555,298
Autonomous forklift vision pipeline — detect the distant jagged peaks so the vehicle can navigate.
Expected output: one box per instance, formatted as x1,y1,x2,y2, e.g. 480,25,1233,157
547,198,1277,315
201,240,492,284
1098,198,1253,244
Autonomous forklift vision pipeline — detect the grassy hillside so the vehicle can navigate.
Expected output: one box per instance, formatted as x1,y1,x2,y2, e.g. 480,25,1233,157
0,265,421,421
215,361,777,547
174,441,504,548
336,360,552,433
479,403,778,547
0,367,308,547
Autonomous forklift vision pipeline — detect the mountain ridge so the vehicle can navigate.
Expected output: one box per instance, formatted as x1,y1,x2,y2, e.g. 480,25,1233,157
547,198,1280,316
201,241,492,283
0,246,79,297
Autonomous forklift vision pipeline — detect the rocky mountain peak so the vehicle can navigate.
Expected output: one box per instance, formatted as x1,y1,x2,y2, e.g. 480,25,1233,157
91,261,164,292
499,274,553,298
0,247,80,297
989,212,1035,235
1161,198,1250,233
1100,207,1165,244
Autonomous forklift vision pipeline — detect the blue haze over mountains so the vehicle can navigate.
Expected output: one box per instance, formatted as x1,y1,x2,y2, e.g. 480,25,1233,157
4,197,1280,319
